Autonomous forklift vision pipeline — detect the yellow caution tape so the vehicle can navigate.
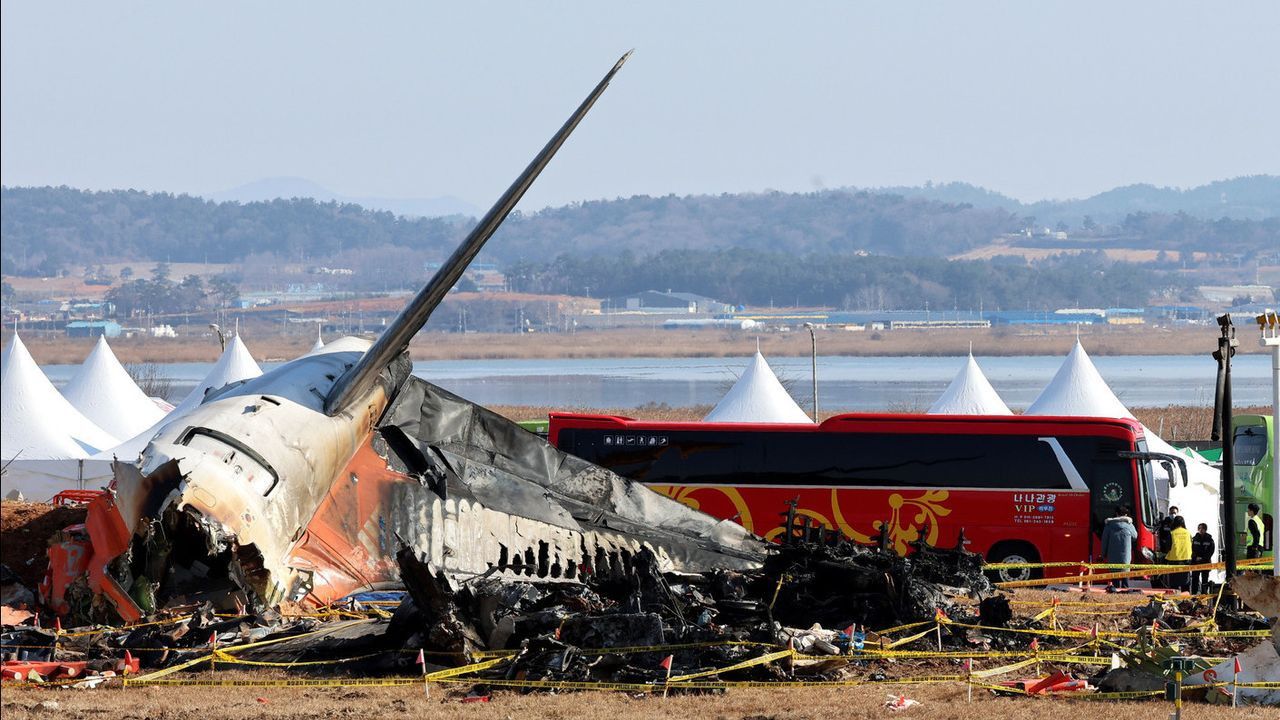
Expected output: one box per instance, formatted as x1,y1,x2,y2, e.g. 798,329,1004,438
668,648,794,682
121,676,424,688
885,625,937,649
871,620,933,636
970,657,1039,679
996,557,1271,589
426,656,511,681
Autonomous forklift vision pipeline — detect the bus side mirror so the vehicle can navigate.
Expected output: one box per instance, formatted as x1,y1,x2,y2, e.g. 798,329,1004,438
1118,450,1189,489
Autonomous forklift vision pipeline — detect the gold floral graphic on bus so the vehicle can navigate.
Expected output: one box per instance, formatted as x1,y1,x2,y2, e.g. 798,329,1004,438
649,484,951,554
831,488,952,554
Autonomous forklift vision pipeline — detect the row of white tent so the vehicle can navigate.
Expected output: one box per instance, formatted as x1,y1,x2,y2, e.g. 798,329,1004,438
1,332,274,500
3,330,1221,534
711,343,1223,552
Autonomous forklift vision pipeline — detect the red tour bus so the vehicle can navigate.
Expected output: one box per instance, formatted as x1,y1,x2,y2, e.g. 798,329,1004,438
549,413,1184,581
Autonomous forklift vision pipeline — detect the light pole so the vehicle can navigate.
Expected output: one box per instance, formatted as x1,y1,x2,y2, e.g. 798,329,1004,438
1258,309,1280,574
1213,314,1239,577
803,322,818,422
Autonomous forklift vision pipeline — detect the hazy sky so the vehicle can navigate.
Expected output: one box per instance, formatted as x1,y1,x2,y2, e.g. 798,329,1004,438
3,2,1277,209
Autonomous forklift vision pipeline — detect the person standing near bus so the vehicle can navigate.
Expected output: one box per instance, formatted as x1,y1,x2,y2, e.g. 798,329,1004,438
1190,522,1215,594
1166,517,1192,591
1102,506,1138,591
1246,503,1265,559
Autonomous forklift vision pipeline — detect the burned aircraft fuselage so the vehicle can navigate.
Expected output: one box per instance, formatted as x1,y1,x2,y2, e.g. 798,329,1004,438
90,336,761,620
61,53,765,623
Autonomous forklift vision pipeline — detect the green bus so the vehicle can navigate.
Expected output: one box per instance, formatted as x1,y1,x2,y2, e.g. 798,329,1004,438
1232,414,1275,560
516,419,550,437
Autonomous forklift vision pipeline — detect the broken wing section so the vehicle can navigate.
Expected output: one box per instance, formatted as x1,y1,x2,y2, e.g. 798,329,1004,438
385,377,765,570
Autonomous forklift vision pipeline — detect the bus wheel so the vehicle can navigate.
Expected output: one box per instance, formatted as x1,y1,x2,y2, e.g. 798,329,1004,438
987,542,1042,584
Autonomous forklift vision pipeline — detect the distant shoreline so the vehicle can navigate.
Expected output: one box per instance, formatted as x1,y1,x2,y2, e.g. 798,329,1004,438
5,324,1265,366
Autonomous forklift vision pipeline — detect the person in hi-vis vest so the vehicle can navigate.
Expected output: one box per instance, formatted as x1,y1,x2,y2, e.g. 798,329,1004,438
1245,503,1265,560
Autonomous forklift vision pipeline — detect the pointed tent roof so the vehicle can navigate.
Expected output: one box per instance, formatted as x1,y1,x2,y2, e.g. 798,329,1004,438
1025,341,1134,419
1,334,119,460
928,354,1012,415
311,325,325,353
169,334,263,418
1023,340,1222,550
704,352,813,424
61,336,167,439
99,335,263,460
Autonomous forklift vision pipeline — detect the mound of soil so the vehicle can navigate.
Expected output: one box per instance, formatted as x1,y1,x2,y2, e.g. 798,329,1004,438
1,500,86,589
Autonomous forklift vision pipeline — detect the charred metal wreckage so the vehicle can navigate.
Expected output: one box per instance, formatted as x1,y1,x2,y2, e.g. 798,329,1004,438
46,52,764,625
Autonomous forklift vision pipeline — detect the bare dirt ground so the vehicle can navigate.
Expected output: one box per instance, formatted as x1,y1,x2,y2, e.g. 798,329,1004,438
7,324,1264,365
5,676,1274,720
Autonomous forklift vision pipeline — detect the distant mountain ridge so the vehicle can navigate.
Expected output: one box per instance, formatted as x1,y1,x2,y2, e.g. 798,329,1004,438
2,177,1277,277
208,176,479,218
864,175,1280,225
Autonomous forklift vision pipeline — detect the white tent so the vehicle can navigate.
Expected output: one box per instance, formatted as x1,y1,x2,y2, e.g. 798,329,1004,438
928,354,1011,415
310,325,325,353
0,334,119,460
704,352,813,424
169,334,263,419
1026,341,1133,418
99,335,263,460
61,336,167,439
1,458,116,503
1026,340,1223,557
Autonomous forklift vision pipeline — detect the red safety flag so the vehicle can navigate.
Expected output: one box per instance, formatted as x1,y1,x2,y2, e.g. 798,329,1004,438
1091,623,1099,640
659,655,673,671
845,623,856,637
1233,656,1242,674
416,649,426,666
1029,637,1040,652
55,617,63,633
208,631,218,648
963,658,972,674
934,608,948,622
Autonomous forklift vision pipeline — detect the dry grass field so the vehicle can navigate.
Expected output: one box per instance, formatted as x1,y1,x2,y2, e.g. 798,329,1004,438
950,243,1216,264
8,324,1260,365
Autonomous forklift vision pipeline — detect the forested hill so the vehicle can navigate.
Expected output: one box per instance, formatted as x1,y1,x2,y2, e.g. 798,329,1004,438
2,182,1277,276
870,175,1280,226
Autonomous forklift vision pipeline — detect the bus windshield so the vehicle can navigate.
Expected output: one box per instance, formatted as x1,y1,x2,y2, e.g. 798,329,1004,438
1233,425,1269,467
1135,439,1159,529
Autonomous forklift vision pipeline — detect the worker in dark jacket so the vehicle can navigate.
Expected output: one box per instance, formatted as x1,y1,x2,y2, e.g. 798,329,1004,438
1101,506,1138,590
1190,522,1215,594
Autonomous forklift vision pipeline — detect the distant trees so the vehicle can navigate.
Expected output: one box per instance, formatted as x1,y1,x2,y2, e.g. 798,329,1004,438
2,185,1277,280
105,272,236,318
512,248,1167,311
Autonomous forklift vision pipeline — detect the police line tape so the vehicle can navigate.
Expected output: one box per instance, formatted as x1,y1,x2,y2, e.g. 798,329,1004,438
110,675,1280,693
122,618,379,685
985,557,1271,572
668,649,795,682
995,557,1273,589
942,618,1268,640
